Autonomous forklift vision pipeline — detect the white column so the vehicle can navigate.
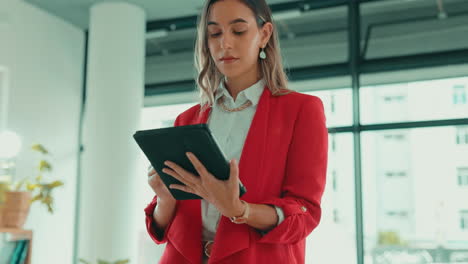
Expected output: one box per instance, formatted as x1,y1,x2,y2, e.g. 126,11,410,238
78,2,145,262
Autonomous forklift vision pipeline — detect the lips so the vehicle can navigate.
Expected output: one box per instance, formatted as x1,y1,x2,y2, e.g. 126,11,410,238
220,56,238,61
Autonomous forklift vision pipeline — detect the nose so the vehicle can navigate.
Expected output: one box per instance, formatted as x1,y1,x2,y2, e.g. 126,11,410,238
220,32,234,50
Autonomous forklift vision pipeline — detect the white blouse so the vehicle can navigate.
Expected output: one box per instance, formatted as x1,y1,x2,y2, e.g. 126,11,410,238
202,78,284,242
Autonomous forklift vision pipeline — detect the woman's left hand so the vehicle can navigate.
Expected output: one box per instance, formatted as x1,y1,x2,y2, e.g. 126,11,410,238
162,152,244,218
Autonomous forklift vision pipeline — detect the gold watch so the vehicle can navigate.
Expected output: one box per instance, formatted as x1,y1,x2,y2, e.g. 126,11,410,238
229,200,250,224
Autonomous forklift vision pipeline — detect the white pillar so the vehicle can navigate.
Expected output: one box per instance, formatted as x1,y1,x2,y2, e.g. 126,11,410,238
78,2,146,262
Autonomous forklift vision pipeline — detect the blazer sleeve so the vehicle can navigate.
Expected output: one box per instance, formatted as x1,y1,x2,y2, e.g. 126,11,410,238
144,115,182,244
257,96,328,244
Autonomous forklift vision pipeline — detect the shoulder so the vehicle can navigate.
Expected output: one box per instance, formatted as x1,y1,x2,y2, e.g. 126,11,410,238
179,104,201,118
274,90,327,130
174,103,203,126
272,89,325,114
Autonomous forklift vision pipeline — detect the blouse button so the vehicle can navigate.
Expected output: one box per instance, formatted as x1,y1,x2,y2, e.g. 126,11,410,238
301,206,307,212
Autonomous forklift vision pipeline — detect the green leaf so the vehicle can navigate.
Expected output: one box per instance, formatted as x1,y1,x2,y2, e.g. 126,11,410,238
114,260,130,264
31,144,48,154
78,259,91,264
97,260,111,264
47,180,64,188
38,160,52,172
30,193,42,203
26,183,39,191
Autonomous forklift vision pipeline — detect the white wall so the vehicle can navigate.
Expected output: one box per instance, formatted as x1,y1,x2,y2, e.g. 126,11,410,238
0,0,85,263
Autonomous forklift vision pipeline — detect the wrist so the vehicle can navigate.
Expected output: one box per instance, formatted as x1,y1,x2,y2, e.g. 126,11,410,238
226,199,245,218
228,200,250,224
157,197,177,208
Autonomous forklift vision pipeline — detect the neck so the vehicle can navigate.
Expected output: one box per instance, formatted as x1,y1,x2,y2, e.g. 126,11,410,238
224,72,261,102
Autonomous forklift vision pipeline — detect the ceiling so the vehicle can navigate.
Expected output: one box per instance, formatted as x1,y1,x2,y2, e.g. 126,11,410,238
23,0,298,29
23,0,468,58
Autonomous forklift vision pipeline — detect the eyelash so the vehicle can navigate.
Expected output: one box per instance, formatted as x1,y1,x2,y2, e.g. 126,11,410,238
210,31,245,38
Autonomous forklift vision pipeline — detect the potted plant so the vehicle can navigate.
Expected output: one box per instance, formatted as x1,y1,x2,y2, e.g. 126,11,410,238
0,143,64,228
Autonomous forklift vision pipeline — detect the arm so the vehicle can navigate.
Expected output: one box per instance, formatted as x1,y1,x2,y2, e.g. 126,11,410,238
253,96,328,244
228,201,284,233
144,196,177,244
144,115,182,244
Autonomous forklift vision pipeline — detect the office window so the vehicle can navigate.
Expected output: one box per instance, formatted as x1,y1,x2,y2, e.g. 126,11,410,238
385,171,407,178
460,211,468,230
277,6,348,68
306,133,356,264
383,94,405,103
140,103,194,130
386,211,409,218
332,170,337,191
383,134,406,141
456,127,468,145
453,84,467,105
458,167,468,186
331,133,337,152
362,126,468,263
361,77,468,124
361,0,468,59
333,209,340,224
330,94,336,113
302,88,353,127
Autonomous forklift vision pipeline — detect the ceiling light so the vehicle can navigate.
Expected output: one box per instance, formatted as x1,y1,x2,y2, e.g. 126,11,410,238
146,29,169,39
272,9,302,21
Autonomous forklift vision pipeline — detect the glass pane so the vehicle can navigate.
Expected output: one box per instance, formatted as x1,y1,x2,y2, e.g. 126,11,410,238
361,0,468,59
307,133,356,264
362,126,468,264
280,6,348,67
303,88,353,127
140,103,195,129
360,76,468,125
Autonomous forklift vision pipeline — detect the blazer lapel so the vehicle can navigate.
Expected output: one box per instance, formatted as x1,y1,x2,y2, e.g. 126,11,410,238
209,86,271,262
171,87,271,263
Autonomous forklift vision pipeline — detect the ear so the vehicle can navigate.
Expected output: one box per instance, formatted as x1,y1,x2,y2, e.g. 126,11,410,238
259,22,273,48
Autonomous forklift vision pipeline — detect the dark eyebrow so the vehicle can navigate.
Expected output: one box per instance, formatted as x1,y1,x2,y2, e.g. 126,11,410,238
207,18,248,26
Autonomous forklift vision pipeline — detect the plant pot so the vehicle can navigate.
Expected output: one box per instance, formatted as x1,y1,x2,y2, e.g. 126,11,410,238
1,191,32,228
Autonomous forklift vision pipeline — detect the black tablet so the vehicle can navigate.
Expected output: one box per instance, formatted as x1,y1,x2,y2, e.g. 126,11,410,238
133,124,247,200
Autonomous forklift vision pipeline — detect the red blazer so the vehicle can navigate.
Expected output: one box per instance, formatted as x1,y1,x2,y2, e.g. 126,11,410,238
144,86,328,264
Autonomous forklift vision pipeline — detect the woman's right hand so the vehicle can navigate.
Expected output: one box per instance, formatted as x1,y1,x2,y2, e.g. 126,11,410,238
148,165,176,203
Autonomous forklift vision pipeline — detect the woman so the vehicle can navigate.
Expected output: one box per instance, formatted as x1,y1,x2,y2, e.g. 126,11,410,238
145,0,328,263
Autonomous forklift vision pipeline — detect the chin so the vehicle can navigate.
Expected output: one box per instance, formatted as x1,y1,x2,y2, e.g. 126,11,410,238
221,65,248,78
220,69,241,79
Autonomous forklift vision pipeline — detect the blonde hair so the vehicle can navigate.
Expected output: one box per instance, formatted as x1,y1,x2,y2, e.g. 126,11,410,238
194,0,292,111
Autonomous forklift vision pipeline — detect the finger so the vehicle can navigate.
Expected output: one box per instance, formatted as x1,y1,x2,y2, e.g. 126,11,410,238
169,184,197,195
148,169,157,177
165,161,198,186
186,152,210,181
229,159,239,184
162,167,190,186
